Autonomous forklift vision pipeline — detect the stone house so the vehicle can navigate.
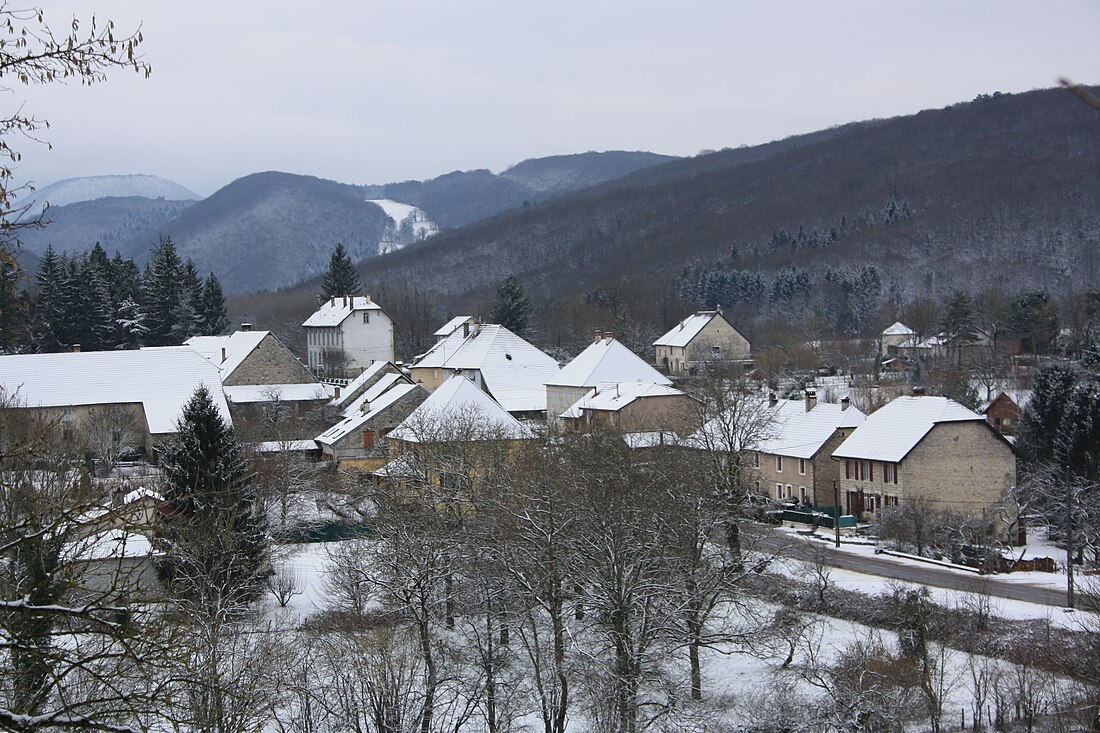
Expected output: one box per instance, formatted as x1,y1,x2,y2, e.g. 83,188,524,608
831,396,1017,528
0,347,230,455
748,392,866,507
546,332,669,426
302,295,395,377
186,327,317,387
409,322,560,418
315,382,428,471
654,311,751,376
560,382,698,437
880,322,917,357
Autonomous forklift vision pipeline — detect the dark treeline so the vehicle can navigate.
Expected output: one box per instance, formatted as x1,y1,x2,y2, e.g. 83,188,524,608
30,236,228,353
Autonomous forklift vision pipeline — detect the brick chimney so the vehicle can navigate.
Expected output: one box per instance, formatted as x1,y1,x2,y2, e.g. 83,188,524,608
840,396,850,411
240,322,252,332
220,347,227,363
72,344,81,353
805,389,817,412
334,386,341,399
594,330,603,343
604,332,614,343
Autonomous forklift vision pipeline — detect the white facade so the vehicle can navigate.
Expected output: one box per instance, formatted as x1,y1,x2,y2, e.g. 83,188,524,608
303,295,395,376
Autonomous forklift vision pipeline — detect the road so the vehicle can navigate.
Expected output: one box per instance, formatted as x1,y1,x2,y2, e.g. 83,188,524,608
754,531,1071,608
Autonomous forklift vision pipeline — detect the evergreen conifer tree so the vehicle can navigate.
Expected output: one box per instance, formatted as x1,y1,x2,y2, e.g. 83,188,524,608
157,386,270,610
940,290,978,346
1018,362,1079,466
33,245,65,351
142,236,184,346
490,274,534,337
0,248,25,353
321,243,361,298
200,273,229,336
80,249,115,351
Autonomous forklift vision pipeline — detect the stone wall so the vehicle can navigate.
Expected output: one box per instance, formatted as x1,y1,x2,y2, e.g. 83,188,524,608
225,334,317,387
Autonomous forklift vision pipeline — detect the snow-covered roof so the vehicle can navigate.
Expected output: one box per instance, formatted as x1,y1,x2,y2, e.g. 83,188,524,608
434,316,476,337
754,399,866,460
550,338,669,389
185,330,268,380
561,382,686,418
414,325,561,413
832,396,985,463
882,321,916,336
342,372,405,418
654,312,723,348
68,528,156,561
329,360,393,408
622,431,681,449
302,296,382,327
389,376,530,443
317,382,424,446
373,454,420,479
223,383,333,404
255,439,320,452
122,486,164,505
0,347,230,434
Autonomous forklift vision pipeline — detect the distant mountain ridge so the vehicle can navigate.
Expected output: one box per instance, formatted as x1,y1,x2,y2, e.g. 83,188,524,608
17,151,679,293
314,86,1100,314
362,150,677,229
21,174,199,214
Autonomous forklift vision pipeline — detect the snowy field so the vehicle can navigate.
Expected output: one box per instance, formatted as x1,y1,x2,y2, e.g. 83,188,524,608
260,538,1087,732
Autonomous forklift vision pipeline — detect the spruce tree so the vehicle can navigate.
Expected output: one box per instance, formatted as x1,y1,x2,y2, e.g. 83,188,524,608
1018,362,1078,467
157,386,270,610
200,273,229,336
33,245,64,352
321,243,361,299
940,290,978,346
490,274,534,337
142,236,184,346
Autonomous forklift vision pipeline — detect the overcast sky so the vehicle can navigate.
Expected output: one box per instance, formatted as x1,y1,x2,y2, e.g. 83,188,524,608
12,1,1100,197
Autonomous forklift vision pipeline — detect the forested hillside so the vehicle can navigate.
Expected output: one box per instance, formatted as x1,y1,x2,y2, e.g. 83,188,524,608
17,197,195,257
326,87,1098,338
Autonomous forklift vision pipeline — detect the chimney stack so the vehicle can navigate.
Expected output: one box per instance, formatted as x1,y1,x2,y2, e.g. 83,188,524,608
220,347,227,363
912,387,927,397
604,332,614,343
594,329,603,344
463,322,470,338
240,322,252,332
343,295,348,307
334,386,341,399
768,392,777,407
315,295,322,306
72,344,81,353
365,294,372,304
840,396,850,411
805,389,817,412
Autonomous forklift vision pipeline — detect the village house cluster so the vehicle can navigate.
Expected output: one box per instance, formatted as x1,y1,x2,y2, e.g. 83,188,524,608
0,296,1022,546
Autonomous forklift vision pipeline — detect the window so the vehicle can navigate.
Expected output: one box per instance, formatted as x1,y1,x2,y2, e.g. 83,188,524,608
754,480,760,493
798,458,806,475
776,483,783,500
799,486,807,503
363,312,370,324
753,452,760,468
845,459,851,480
786,484,793,498
711,345,721,356
775,455,783,472
868,461,874,482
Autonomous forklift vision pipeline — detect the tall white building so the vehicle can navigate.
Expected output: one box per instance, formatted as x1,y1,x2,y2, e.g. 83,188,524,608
302,295,394,377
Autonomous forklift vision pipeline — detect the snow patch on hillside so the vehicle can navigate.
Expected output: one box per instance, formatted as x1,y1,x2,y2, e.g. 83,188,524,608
367,198,439,253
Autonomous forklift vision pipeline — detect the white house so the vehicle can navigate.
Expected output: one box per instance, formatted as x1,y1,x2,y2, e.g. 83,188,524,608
302,295,394,377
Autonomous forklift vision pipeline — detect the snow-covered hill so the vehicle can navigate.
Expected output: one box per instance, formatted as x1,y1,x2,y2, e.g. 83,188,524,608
368,199,439,253
22,174,199,215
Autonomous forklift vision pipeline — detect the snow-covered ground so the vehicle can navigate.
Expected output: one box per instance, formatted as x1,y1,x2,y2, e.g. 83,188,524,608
262,538,1086,731
367,198,439,251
